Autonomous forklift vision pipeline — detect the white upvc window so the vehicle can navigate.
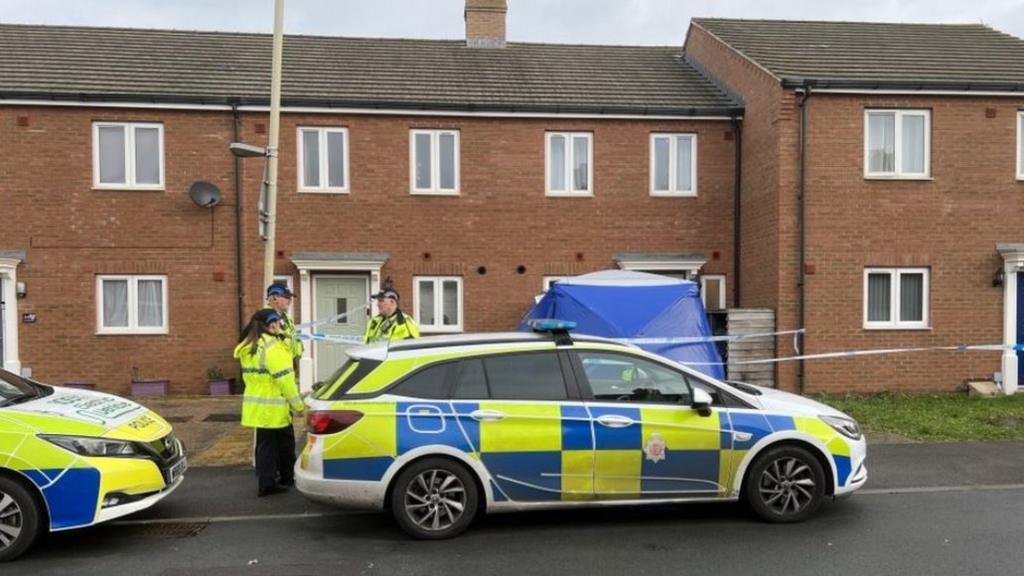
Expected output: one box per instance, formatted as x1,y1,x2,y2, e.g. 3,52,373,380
414,276,463,332
410,129,460,195
864,109,930,179
546,132,593,196
96,275,168,335
650,133,697,196
93,122,165,189
700,274,727,311
864,268,929,330
1016,111,1023,181
298,127,349,193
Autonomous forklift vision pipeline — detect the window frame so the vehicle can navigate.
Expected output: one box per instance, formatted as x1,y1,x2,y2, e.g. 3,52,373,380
700,274,727,311
409,129,460,196
545,131,594,197
414,276,464,333
95,274,169,335
863,109,931,180
863,267,930,330
1016,111,1023,181
649,133,698,197
92,122,165,190
297,126,350,194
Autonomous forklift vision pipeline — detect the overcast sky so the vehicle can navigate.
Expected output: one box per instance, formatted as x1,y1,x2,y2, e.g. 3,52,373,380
1,0,1023,44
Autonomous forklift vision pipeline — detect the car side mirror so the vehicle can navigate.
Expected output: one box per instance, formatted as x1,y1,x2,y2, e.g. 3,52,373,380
691,388,713,417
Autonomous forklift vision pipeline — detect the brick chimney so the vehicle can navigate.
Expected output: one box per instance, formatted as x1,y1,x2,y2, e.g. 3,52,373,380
465,0,507,48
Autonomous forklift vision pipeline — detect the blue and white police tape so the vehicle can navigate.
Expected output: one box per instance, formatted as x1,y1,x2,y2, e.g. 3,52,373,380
622,328,804,345
681,342,1023,366
295,332,365,344
294,303,371,331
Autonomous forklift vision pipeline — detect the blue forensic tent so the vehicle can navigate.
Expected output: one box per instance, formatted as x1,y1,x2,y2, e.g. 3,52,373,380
517,270,724,379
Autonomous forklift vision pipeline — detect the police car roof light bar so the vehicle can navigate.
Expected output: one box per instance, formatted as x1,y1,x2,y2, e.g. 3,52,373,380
527,319,577,346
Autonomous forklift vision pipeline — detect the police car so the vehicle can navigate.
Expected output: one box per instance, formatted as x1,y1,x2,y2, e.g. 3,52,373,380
296,322,866,538
0,369,186,561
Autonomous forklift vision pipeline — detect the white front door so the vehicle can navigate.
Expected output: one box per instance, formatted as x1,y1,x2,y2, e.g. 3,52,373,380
313,275,369,383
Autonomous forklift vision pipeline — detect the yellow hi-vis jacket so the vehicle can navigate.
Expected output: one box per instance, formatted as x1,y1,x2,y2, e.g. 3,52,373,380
363,310,420,344
262,305,304,360
234,335,304,429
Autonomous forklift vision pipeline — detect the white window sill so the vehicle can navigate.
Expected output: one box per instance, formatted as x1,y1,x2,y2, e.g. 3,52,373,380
410,190,460,196
93,185,166,191
546,191,594,198
650,191,697,198
863,325,931,331
298,187,350,194
96,329,169,336
863,175,933,181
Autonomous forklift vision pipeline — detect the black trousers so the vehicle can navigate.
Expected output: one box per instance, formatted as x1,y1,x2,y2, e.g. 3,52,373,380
255,425,296,491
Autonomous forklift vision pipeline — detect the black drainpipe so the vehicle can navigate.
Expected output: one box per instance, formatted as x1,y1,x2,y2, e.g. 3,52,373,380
797,86,811,395
732,115,742,307
232,103,245,334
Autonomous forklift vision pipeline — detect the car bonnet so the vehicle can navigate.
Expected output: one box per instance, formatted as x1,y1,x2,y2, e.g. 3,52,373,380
2,386,172,442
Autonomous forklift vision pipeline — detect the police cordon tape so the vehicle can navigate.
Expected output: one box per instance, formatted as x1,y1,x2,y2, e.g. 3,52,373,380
680,343,1021,366
294,303,371,331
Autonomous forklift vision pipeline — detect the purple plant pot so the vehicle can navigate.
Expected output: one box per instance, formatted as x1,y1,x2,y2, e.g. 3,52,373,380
63,382,96,390
131,380,169,397
208,379,234,396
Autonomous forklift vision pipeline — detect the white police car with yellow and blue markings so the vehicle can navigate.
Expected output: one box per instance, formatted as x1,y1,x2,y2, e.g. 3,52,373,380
0,369,186,561
296,323,866,538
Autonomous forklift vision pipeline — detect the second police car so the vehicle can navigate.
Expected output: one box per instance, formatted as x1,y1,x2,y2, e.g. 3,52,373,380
296,323,866,538
0,369,186,561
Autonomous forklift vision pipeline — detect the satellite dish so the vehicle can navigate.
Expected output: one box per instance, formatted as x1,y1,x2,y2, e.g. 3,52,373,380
189,181,222,208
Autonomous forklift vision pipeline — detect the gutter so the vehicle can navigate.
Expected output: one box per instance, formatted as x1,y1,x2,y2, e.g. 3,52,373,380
779,78,1024,96
796,86,811,395
232,103,245,334
731,115,742,307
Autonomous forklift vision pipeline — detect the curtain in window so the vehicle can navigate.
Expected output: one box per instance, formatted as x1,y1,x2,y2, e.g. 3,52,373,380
99,126,126,184
415,133,432,189
653,137,670,191
572,136,589,191
102,279,129,327
899,273,924,322
901,115,926,174
134,127,161,184
302,130,320,188
137,280,164,327
867,273,891,321
418,281,436,325
549,135,566,191
442,280,459,326
439,133,456,190
868,114,895,173
326,131,345,188
676,136,693,191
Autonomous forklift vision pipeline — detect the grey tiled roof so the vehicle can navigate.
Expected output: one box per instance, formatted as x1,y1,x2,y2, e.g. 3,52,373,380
692,18,1024,90
0,24,739,115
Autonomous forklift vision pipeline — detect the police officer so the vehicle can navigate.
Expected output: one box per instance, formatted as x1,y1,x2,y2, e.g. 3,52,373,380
363,288,420,343
265,283,303,361
234,308,305,497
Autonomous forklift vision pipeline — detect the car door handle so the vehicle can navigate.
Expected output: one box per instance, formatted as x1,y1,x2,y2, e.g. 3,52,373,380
470,409,505,422
596,414,634,428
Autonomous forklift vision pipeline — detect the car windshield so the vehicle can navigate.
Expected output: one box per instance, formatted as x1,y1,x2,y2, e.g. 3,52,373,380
0,369,41,406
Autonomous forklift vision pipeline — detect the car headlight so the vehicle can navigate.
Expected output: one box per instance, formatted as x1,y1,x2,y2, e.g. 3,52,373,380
40,435,142,457
820,415,862,440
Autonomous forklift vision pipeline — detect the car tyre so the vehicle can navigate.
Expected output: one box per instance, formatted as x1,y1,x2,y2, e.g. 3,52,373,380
0,475,42,563
744,445,826,523
390,457,478,539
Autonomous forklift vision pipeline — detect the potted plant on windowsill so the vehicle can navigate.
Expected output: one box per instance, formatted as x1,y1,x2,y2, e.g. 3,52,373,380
130,367,169,397
207,367,235,396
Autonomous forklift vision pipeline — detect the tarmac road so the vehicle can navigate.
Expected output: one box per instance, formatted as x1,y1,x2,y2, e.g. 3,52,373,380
6,441,1024,576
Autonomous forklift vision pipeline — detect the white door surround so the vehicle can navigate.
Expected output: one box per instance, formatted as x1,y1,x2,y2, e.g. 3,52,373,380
998,244,1023,395
290,252,388,391
0,252,24,374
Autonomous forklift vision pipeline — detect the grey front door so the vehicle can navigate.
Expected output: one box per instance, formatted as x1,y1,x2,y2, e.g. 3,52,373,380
313,275,369,382
0,278,5,366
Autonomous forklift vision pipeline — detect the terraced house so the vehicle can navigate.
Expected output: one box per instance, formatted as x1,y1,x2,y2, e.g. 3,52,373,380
1,4,1023,395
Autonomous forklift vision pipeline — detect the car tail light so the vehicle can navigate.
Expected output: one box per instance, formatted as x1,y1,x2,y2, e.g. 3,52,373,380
306,410,363,435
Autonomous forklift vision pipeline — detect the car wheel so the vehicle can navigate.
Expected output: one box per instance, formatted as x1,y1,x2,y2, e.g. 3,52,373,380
744,445,826,523
390,457,479,539
0,476,42,563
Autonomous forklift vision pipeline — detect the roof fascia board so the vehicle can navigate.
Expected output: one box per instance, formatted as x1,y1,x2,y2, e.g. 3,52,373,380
804,88,1024,98
688,21,783,84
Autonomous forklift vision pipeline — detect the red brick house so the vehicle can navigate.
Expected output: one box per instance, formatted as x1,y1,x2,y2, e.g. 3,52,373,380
0,3,740,393
685,19,1024,394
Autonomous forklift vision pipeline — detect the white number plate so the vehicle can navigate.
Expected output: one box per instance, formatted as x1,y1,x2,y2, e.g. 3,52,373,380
168,457,188,485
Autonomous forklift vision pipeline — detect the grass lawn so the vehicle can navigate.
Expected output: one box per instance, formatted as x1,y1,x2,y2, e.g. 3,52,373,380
812,392,1024,442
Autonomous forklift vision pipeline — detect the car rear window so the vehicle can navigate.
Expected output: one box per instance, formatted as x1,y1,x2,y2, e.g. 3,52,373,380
390,362,454,399
314,359,383,400
482,352,568,401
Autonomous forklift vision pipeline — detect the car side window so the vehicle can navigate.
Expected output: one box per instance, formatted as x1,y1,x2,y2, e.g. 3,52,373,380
453,358,488,399
390,362,453,399
483,352,568,401
578,351,692,404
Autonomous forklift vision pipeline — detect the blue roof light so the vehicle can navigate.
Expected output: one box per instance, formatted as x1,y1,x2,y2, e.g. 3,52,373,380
527,319,577,332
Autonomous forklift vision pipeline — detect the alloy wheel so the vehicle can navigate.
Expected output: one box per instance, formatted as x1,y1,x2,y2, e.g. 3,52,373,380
403,469,467,532
0,491,23,550
757,456,817,516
